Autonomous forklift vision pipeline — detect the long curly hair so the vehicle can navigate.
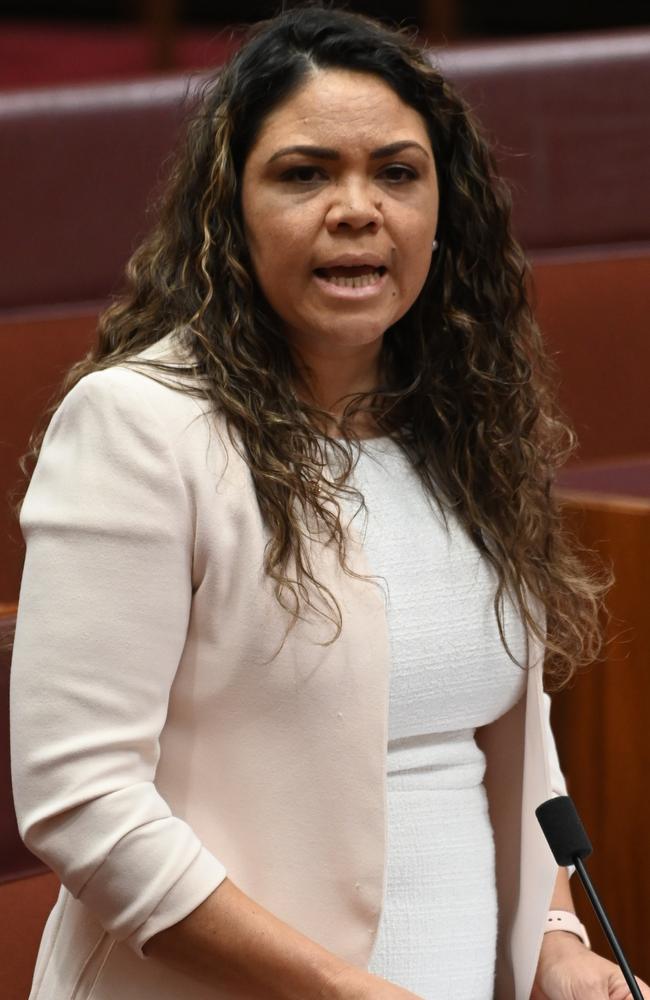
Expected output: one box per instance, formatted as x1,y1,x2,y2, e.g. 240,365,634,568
15,1,612,688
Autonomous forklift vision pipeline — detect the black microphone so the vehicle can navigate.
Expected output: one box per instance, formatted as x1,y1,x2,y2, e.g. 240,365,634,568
536,796,643,1000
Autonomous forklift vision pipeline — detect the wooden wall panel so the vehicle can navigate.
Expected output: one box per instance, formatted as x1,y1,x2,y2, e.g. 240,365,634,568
531,254,650,463
551,489,650,981
0,872,60,1000
0,310,98,602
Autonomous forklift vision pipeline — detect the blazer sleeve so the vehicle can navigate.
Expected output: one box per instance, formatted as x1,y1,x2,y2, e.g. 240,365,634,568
9,368,227,957
529,594,568,800
543,691,568,799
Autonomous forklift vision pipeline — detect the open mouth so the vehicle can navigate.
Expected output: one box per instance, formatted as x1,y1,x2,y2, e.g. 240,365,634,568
313,265,387,288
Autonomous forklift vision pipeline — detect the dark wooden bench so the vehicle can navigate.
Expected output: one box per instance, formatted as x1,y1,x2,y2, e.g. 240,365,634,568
554,458,650,975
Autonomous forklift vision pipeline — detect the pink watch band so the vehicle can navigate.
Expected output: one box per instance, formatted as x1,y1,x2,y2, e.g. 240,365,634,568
544,910,591,949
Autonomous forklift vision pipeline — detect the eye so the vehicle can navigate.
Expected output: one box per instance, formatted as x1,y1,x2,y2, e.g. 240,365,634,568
280,166,325,184
382,165,418,183
280,164,419,185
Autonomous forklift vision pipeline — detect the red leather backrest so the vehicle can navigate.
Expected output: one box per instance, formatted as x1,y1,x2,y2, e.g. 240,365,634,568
436,30,650,251
1,29,649,602
0,28,648,311
0,77,190,309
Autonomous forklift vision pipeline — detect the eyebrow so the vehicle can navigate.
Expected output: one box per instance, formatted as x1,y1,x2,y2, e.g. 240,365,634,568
266,140,430,165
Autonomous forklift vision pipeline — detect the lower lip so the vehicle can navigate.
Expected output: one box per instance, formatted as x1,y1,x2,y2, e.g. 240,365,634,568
312,270,388,299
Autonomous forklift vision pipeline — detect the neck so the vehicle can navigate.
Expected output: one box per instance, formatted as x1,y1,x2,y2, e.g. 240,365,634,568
292,342,383,434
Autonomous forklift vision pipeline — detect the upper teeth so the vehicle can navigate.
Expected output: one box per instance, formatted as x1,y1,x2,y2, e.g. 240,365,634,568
321,270,383,288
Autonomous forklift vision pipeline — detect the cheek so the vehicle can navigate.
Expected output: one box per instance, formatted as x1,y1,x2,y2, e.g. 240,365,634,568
250,233,312,319
249,208,313,269
395,220,436,276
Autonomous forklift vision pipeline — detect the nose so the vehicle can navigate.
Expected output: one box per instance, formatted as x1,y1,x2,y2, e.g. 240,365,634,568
325,179,383,232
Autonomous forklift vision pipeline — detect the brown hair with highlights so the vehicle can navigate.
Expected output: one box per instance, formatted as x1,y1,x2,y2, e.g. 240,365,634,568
15,1,612,688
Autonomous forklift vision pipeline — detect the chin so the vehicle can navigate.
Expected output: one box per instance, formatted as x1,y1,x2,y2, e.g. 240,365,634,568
320,331,386,352
281,305,397,352
319,317,390,342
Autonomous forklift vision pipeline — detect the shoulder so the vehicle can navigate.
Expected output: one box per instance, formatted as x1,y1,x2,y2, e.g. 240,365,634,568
46,339,244,491
61,330,230,450
66,330,207,424
59,329,199,407
43,332,260,508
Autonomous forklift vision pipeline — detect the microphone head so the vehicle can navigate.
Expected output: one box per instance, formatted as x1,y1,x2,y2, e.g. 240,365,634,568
535,795,593,866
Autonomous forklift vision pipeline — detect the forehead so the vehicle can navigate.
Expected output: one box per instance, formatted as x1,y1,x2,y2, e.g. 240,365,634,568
250,68,431,150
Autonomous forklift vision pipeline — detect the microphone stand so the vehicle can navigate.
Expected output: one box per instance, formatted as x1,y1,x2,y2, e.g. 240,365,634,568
573,856,644,1000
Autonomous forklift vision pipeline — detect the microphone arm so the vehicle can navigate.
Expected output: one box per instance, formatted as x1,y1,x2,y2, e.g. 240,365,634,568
572,855,642,999
536,796,643,1000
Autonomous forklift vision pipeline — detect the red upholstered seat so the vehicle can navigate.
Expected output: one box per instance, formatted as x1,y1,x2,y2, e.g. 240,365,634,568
0,28,648,311
2,26,649,599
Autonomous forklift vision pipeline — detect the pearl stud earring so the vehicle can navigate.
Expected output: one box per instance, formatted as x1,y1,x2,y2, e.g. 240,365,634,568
432,239,439,251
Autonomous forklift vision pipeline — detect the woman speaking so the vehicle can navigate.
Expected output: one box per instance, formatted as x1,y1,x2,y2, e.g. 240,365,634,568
10,4,648,999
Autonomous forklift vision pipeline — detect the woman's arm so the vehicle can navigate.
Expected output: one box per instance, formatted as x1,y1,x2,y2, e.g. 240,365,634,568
10,370,228,952
538,865,583,958
10,369,423,999
532,840,650,998
145,876,345,998
145,876,423,1000
533,700,650,996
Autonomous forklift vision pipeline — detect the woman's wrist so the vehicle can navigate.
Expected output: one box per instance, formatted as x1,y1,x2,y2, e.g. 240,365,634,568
538,927,588,969
544,910,590,949
534,931,588,997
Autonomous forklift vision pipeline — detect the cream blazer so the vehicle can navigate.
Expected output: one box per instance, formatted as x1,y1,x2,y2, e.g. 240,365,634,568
10,332,566,1000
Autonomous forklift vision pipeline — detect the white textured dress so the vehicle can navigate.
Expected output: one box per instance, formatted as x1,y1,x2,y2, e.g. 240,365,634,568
339,437,530,1000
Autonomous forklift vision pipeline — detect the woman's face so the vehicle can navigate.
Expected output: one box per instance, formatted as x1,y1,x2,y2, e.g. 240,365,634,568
240,68,439,370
